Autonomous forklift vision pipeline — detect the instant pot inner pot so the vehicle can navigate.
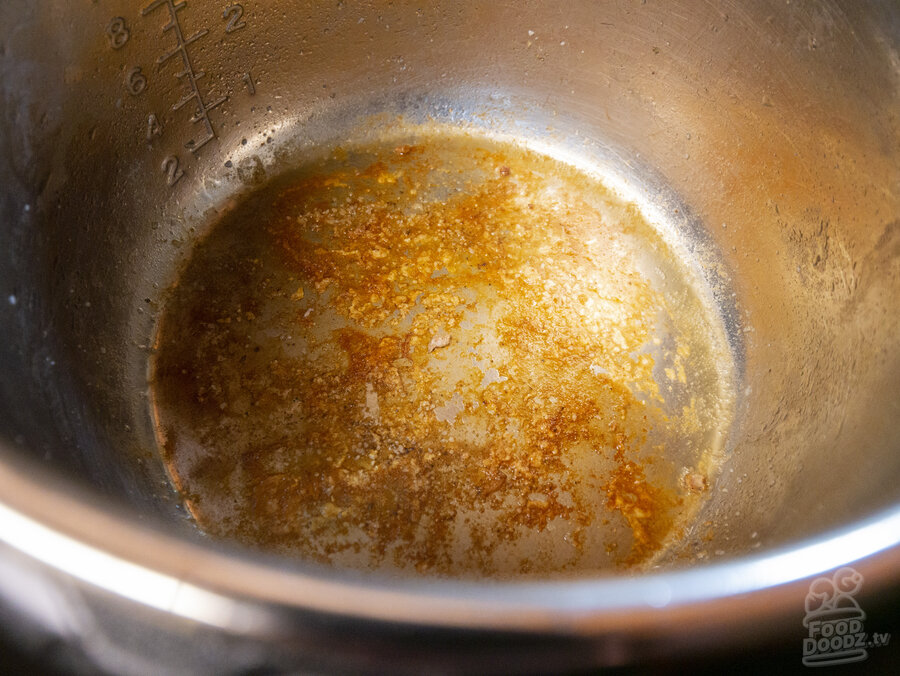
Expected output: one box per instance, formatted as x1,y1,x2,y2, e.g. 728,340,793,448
150,129,737,577
0,1,897,583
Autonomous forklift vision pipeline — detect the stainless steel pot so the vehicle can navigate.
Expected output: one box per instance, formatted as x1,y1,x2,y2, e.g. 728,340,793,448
0,0,898,672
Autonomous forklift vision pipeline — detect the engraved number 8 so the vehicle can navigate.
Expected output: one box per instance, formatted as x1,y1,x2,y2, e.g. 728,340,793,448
106,17,130,50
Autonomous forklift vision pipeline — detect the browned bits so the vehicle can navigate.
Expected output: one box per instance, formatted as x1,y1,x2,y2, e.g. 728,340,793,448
151,133,727,578
603,430,681,565
682,471,709,493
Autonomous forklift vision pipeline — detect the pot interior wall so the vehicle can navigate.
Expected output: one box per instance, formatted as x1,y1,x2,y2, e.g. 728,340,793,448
0,0,898,574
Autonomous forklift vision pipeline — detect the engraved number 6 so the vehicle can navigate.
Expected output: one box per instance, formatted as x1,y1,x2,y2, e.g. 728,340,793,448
125,67,148,96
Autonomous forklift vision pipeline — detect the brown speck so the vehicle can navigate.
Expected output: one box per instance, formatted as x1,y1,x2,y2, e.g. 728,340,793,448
683,471,708,493
427,331,451,353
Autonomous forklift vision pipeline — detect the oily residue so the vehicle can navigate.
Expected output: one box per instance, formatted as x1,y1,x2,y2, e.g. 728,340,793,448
151,131,733,578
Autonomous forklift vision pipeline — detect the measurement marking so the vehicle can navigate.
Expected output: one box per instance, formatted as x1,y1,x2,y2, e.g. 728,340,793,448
161,155,184,186
106,17,131,49
142,0,227,154
223,5,247,33
242,71,255,95
157,29,208,64
125,66,148,96
147,113,163,140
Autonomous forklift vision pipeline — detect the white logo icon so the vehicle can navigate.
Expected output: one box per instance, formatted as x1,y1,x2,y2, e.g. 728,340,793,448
801,566,892,667
802,567,868,666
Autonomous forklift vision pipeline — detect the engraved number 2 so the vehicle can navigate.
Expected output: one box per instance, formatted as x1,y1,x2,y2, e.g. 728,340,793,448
224,5,247,33
162,156,184,187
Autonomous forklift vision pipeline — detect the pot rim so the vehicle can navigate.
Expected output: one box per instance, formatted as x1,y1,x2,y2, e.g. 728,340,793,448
0,442,898,638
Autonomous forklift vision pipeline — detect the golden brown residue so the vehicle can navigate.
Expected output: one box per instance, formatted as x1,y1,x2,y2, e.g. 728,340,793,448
151,130,734,578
